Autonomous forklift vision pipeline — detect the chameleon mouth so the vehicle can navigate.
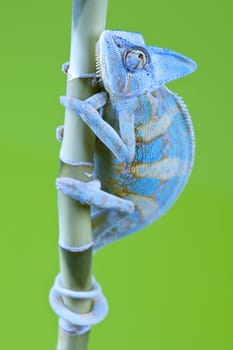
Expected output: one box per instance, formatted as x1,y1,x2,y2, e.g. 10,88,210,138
95,30,126,95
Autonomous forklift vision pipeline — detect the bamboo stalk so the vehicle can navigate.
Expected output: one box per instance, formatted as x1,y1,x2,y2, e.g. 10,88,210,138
55,1,108,349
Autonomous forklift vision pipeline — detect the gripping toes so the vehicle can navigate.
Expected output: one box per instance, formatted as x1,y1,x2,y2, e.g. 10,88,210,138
56,177,134,214
60,92,108,113
62,62,70,74
56,125,64,142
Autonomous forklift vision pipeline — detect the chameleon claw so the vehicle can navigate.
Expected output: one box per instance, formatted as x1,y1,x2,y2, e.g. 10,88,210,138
62,62,70,74
60,96,77,113
56,125,64,142
56,178,100,199
60,93,108,114
60,96,69,108
56,177,80,196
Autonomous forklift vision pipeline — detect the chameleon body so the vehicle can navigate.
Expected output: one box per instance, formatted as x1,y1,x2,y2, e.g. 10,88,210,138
57,30,196,252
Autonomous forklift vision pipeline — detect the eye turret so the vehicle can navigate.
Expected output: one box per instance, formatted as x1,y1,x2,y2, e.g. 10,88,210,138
124,49,148,72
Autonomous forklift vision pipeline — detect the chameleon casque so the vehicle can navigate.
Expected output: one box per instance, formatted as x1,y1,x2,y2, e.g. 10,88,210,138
57,30,196,252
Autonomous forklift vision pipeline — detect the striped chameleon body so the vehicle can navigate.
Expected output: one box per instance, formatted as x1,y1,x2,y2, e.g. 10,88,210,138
57,30,197,252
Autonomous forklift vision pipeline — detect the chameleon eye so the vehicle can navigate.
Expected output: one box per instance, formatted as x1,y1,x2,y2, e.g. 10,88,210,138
124,49,147,72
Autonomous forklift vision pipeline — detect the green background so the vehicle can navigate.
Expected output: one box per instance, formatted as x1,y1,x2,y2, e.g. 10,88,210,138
0,0,232,349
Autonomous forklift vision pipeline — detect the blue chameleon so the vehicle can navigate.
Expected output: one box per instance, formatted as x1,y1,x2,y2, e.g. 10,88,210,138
57,30,197,252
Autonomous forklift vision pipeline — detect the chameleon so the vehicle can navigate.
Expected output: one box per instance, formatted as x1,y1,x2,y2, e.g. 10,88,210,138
56,30,197,252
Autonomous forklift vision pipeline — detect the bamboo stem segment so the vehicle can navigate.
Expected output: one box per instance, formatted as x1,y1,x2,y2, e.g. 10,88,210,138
53,1,108,349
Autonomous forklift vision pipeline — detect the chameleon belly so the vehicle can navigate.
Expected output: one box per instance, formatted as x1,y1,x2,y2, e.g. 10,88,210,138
92,86,194,250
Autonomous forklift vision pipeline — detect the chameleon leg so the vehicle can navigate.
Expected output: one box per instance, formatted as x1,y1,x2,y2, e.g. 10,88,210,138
62,61,96,79
56,92,106,142
56,177,134,214
60,94,134,162
91,193,160,251
91,209,128,251
62,62,97,85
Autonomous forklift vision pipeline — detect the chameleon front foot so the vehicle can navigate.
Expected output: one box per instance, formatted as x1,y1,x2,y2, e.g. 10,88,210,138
62,61,97,85
56,177,134,214
56,125,64,142
56,91,107,144
60,93,135,162
61,61,70,74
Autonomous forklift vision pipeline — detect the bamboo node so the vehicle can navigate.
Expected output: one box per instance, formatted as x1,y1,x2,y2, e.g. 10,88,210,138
59,241,93,252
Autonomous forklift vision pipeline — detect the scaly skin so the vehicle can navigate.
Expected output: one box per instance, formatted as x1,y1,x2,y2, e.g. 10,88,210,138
57,30,197,251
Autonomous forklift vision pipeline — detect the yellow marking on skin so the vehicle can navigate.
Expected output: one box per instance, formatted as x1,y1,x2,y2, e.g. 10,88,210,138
127,193,158,217
132,157,189,180
125,74,131,94
136,103,178,143
135,61,140,69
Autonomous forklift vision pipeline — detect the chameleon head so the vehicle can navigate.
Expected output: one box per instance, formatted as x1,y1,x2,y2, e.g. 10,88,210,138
96,30,197,96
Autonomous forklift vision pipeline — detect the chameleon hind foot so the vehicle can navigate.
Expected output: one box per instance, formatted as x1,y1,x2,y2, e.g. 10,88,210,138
60,92,108,113
56,177,134,214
